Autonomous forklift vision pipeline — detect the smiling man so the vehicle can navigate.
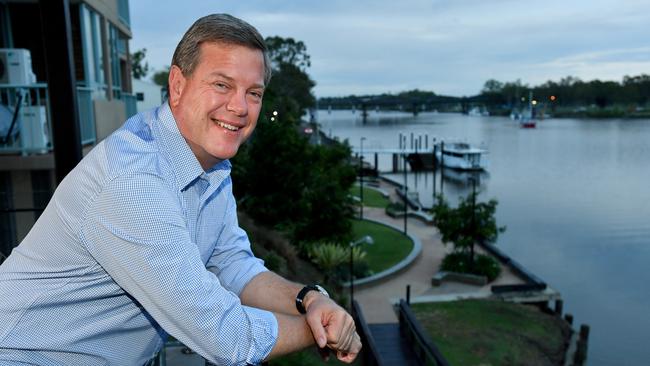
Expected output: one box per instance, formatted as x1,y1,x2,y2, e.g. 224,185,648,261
0,14,361,365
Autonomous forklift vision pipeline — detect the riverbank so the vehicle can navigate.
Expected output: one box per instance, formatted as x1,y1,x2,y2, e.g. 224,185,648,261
352,176,591,365
321,109,650,365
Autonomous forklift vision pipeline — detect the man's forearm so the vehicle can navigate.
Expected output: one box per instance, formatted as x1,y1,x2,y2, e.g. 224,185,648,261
264,312,315,360
240,270,361,363
240,271,304,315
241,272,318,360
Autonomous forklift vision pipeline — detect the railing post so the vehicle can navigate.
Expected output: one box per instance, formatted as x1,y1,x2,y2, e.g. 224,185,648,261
554,299,563,316
406,284,411,305
564,313,574,325
39,0,82,182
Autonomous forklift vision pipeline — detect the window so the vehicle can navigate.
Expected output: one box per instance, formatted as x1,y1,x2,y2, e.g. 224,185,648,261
79,4,105,88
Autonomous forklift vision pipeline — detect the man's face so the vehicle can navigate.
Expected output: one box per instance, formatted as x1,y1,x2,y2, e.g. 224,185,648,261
168,42,265,169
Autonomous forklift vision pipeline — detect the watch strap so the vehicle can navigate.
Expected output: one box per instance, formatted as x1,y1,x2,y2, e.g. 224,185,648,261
295,284,328,314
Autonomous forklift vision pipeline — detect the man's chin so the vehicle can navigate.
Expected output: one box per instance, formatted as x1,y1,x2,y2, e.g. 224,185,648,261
211,149,239,162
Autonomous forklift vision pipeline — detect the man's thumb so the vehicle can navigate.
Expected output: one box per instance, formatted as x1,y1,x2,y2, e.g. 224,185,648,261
306,314,327,348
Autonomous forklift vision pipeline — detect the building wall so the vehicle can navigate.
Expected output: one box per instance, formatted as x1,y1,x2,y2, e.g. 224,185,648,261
94,98,126,142
133,79,163,112
84,0,131,37
0,0,133,255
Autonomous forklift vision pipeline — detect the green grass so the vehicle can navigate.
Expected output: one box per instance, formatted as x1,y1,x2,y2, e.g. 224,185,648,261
411,299,571,366
352,219,413,274
350,185,390,208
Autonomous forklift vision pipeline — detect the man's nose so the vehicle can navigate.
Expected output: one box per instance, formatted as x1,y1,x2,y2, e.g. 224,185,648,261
226,91,248,116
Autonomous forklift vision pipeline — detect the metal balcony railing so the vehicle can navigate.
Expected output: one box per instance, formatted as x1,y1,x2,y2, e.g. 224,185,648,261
0,83,51,155
0,84,103,154
122,92,137,119
77,86,96,145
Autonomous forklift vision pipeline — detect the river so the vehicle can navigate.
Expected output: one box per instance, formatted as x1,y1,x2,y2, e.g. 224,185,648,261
318,109,650,366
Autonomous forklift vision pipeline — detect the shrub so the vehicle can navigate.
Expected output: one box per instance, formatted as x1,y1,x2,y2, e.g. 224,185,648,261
308,243,347,271
238,212,299,269
308,243,369,283
261,250,288,274
385,201,405,217
441,252,501,281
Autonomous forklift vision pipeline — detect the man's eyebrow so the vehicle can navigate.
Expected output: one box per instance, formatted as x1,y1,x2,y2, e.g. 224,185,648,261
209,72,265,89
210,72,235,82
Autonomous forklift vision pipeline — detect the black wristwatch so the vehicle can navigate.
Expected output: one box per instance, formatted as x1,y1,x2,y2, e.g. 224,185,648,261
295,284,329,314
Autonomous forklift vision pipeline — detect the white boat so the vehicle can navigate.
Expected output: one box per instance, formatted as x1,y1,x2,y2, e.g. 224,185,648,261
514,91,537,128
435,142,488,170
468,106,490,116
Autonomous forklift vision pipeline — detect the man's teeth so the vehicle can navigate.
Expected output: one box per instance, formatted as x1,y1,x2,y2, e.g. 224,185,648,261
216,120,239,131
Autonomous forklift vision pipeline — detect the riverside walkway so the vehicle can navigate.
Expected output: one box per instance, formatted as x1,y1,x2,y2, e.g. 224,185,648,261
353,180,535,365
355,180,527,324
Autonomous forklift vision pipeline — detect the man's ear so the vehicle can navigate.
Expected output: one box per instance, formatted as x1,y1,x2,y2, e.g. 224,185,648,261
168,65,186,108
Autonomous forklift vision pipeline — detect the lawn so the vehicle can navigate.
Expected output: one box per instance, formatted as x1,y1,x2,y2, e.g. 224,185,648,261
410,299,572,366
352,219,413,274
349,185,390,208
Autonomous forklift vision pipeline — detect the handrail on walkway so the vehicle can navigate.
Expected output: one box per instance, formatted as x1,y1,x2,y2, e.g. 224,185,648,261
398,299,450,366
352,300,385,366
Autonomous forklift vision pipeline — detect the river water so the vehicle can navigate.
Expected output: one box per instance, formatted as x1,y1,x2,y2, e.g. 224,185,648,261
318,109,650,366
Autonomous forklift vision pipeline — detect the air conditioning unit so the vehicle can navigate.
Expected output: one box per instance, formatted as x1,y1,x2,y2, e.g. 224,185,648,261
21,105,49,153
0,48,37,85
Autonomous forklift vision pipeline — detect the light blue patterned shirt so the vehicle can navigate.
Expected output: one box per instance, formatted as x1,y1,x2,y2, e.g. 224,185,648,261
0,103,278,365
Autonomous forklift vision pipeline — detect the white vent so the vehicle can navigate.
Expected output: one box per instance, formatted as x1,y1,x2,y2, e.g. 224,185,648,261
0,48,37,85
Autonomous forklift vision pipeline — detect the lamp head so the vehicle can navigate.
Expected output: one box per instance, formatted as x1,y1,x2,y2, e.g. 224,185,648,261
351,235,373,246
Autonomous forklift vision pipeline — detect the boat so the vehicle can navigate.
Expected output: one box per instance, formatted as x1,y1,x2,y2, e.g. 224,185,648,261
468,106,490,116
435,141,488,170
518,91,537,128
519,115,536,128
442,169,488,188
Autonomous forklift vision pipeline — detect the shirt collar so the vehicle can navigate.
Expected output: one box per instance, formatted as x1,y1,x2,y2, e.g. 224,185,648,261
202,160,232,197
155,102,211,191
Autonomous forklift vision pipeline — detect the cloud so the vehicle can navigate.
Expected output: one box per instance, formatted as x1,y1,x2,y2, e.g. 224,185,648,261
129,0,650,96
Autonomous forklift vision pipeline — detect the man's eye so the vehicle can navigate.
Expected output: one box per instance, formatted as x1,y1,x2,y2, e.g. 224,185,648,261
215,82,228,89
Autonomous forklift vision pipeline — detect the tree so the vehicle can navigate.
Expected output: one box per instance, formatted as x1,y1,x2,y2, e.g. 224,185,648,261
266,62,316,113
265,36,316,113
131,48,149,80
265,36,311,71
482,79,504,93
432,190,505,280
233,115,356,245
232,36,355,247
152,67,170,88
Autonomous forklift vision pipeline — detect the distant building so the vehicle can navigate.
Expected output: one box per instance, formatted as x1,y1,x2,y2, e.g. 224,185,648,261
132,78,164,113
0,0,134,257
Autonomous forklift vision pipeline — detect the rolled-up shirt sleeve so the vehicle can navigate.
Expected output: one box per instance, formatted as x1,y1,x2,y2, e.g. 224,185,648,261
79,172,277,365
206,191,268,296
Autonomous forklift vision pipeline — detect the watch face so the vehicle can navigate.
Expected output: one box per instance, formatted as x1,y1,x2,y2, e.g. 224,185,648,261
315,285,329,297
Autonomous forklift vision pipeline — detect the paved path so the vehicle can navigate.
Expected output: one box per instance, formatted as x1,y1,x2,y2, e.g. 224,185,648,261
356,181,525,324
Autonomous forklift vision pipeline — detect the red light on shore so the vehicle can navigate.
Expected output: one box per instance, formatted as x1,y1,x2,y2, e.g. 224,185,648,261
550,95,557,101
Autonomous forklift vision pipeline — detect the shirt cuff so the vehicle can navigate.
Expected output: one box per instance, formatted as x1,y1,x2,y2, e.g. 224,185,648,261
243,305,278,365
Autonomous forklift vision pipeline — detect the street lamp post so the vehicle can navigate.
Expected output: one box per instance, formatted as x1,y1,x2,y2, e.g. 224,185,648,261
359,137,366,219
403,152,408,235
349,235,373,309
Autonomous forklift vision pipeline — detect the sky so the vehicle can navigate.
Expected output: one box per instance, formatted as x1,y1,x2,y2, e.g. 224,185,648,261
129,0,650,97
